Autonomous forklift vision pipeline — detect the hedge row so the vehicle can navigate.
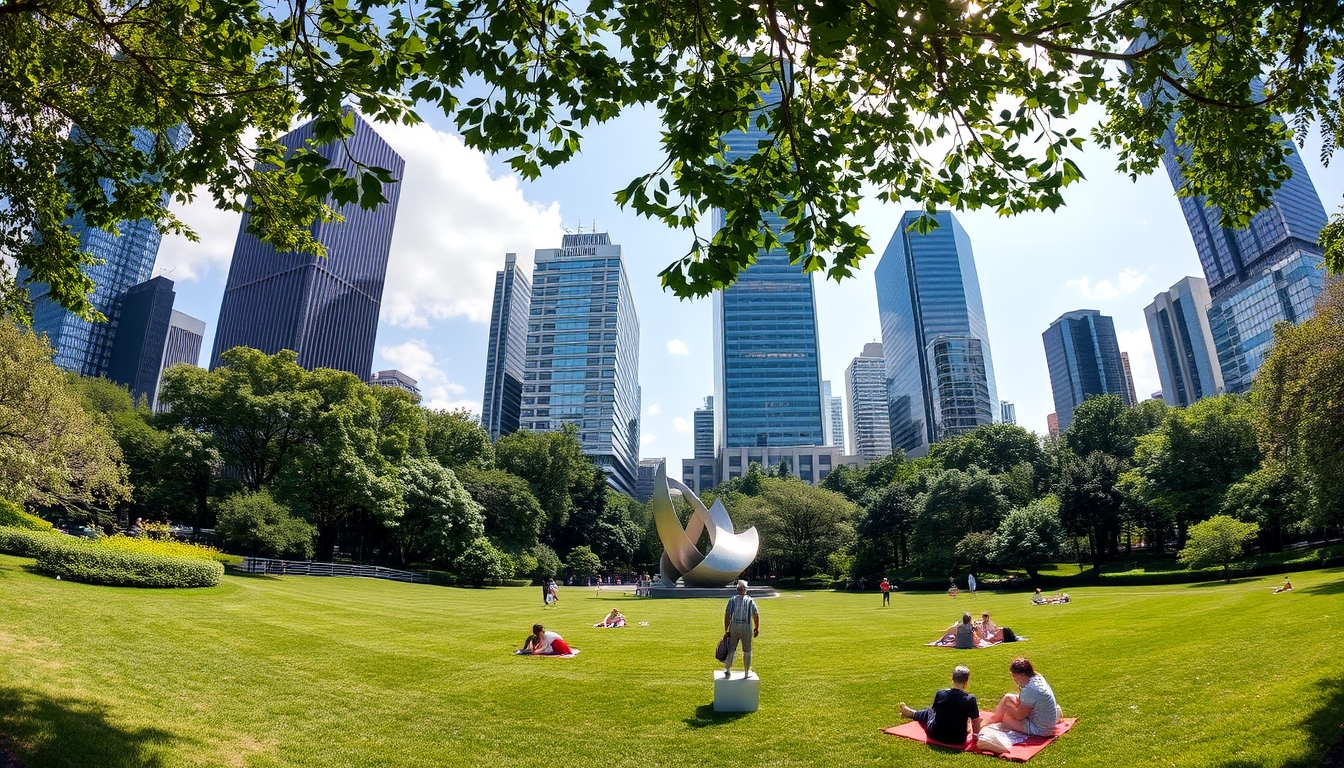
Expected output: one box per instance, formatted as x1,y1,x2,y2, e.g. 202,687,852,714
0,500,54,531
0,527,223,588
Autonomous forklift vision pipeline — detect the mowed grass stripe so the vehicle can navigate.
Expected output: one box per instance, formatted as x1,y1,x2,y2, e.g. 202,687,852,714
1,555,1341,767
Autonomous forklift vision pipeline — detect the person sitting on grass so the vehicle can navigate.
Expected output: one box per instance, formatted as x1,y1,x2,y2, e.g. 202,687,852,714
1031,588,1049,605
521,623,574,655
983,657,1061,738
979,612,1002,643
595,608,625,627
898,665,983,746
1273,578,1293,594
950,613,981,649
948,577,959,598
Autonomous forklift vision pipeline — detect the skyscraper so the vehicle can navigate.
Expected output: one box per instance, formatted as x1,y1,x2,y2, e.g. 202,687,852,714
1000,401,1016,426
156,311,206,413
106,276,177,407
683,396,717,495
713,79,825,455
636,458,664,503
482,252,533,440
875,211,998,458
23,126,188,376
210,112,404,379
521,232,640,496
1145,276,1223,407
370,369,420,397
1119,352,1139,407
845,343,891,459
1043,310,1129,431
822,381,845,449
1131,40,1330,393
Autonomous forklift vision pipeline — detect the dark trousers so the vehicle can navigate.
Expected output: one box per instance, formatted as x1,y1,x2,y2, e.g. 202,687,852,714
911,708,933,729
882,592,890,605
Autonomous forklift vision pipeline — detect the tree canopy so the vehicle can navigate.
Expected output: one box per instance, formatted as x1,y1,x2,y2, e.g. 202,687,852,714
4,0,1341,318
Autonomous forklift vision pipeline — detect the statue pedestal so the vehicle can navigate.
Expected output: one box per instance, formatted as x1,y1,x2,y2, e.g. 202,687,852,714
713,670,760,712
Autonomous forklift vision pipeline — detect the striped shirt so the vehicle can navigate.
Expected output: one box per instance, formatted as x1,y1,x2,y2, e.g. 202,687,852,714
726,594,758,624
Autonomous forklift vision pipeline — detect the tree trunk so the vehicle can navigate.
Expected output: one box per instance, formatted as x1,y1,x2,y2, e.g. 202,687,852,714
1089,530,1104,580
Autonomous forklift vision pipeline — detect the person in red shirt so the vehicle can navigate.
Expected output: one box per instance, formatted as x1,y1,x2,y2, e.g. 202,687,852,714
880,577,892,606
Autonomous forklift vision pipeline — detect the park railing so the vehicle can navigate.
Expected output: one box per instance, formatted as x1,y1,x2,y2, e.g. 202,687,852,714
238,557,428,584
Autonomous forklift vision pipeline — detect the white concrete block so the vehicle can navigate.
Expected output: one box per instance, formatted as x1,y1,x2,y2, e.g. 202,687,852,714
713,670,760,712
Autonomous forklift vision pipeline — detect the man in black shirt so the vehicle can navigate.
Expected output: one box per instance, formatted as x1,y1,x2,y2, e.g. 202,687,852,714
899,665,983,746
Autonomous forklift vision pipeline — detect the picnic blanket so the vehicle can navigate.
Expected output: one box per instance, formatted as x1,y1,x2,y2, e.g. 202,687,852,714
514,649,581,658
884,713,1077,762
592,618,626,628
927,634,1027,648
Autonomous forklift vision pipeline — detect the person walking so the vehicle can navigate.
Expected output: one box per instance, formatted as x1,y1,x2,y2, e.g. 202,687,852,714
968,573,977,596
880,577,892,607
722,580,760,679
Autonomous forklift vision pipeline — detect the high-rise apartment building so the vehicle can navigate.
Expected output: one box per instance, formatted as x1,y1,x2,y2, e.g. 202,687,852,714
1000,401,1016,426
482,252,533,440
1047,413,1060,438
713,79,825,455
370,369,420,397
683,396,717,495
1043,310,1130,431
156,311,206,412
875,211,998,458
1119,352,1139,407
520,232,640,496
845,343,891,459
211,112,403,379
1130,40,1330,393
23,126,188,376
636,458,664,503
1145,276,1223,407
822,381,845,449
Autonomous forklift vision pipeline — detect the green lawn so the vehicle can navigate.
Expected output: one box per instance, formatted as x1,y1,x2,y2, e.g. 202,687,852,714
2,554,1342,768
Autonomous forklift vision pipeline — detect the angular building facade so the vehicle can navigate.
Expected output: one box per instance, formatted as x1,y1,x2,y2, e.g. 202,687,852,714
822,381,845,449
157,311,206,411
370,369,420,397
520,232,640,496
1145,276,1223,407
24,126,188,377
636,458,664,504
683,396,717,495
875,211,998,458
713,79,825,456
482,252,533,440
106,276,177,408
1000,401,1016,426
210,112,404,379
845,343,892,459
1043,310,1130,432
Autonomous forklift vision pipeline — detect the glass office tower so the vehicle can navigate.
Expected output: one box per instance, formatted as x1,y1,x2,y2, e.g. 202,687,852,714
845,342,891,459
875,211,998,457
712,77,826,455
1042,310,1129,431
482,252,533,440
520,232,640,496
210,112,404,379
1145,276,1223,407
23,126,188,376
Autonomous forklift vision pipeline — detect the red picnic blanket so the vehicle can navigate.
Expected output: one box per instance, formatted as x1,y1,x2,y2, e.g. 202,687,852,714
884,712,1077,762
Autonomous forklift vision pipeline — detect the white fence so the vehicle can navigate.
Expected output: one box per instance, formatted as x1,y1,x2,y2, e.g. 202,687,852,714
239,557,429,584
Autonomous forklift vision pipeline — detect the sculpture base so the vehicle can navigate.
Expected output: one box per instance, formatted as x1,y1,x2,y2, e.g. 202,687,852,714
713,670,760,712
645,586,779,599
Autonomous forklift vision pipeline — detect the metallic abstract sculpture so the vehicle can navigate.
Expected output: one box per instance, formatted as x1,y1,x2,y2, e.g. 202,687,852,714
652,463,759,587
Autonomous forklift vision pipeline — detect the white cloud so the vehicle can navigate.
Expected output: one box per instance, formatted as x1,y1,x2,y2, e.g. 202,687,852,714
666,339,689,356
156,196,243,282
1066,268,1148,301
647,403,662,416
378,122,564,327
643,433,657,445
1116,328,1160,401
379,340,478,413
672,416,691,433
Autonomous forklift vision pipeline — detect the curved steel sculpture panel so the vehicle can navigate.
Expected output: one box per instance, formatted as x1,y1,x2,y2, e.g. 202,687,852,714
652,463,759,587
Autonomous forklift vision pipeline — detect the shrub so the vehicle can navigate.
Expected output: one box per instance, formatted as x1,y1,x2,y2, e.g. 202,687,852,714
215,490,315,559
35,536,223,588
95,534,237,565
454,537,509,587
0,500,54,531
0,526,63,557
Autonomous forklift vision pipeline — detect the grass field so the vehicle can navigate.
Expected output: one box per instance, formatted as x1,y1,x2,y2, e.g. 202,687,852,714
2,554,1342,768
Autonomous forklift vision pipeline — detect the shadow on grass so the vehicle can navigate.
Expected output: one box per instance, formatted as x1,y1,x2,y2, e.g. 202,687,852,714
1217,674,1344,768
1188,578,1259,588
684,703,751,728
0,687,180,768
1302,578,1344,596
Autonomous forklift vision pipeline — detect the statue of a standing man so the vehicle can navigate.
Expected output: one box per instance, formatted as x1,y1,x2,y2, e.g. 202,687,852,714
722,579,760,679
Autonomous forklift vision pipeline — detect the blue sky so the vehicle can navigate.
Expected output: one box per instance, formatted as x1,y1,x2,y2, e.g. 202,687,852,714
156,105,1343,468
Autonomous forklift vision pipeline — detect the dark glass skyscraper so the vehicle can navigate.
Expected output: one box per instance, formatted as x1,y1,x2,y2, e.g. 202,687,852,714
210,112,404,378
107,276,177,407
1043,310,1130,431
23,126,188,376
482,252,532,441
521,233,640,496
875,211,997,458
1145,276,1223,407
713,80,825,454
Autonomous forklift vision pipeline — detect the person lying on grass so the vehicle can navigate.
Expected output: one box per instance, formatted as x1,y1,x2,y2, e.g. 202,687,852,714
1273,578,1293,594
898,665,982,746
520,624,574,655
983,657,1061,738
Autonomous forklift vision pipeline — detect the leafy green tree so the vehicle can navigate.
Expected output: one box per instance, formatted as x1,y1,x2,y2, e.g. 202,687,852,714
912,469,1007,572
991,497,1065,580
739,477,857,587
456,467,545,552
1256,280,1344,526
395,458,485,567
67,375,137,416
529,544,561,581
1324,211,1344,275
455,537,510,587
159,348,317,492
563,545,602,580
106,409,169,519
1064,395,1141,462
423,409,492,470
370,385,426,464
155,428,222,532
1178,515,1261,583
494,424,590,539
7,0,1341,319
1221,462,1302,553
930,423,1046,476
954,531,997,572
855,482,916,569
1056,452,1125,575
215,490,315,559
